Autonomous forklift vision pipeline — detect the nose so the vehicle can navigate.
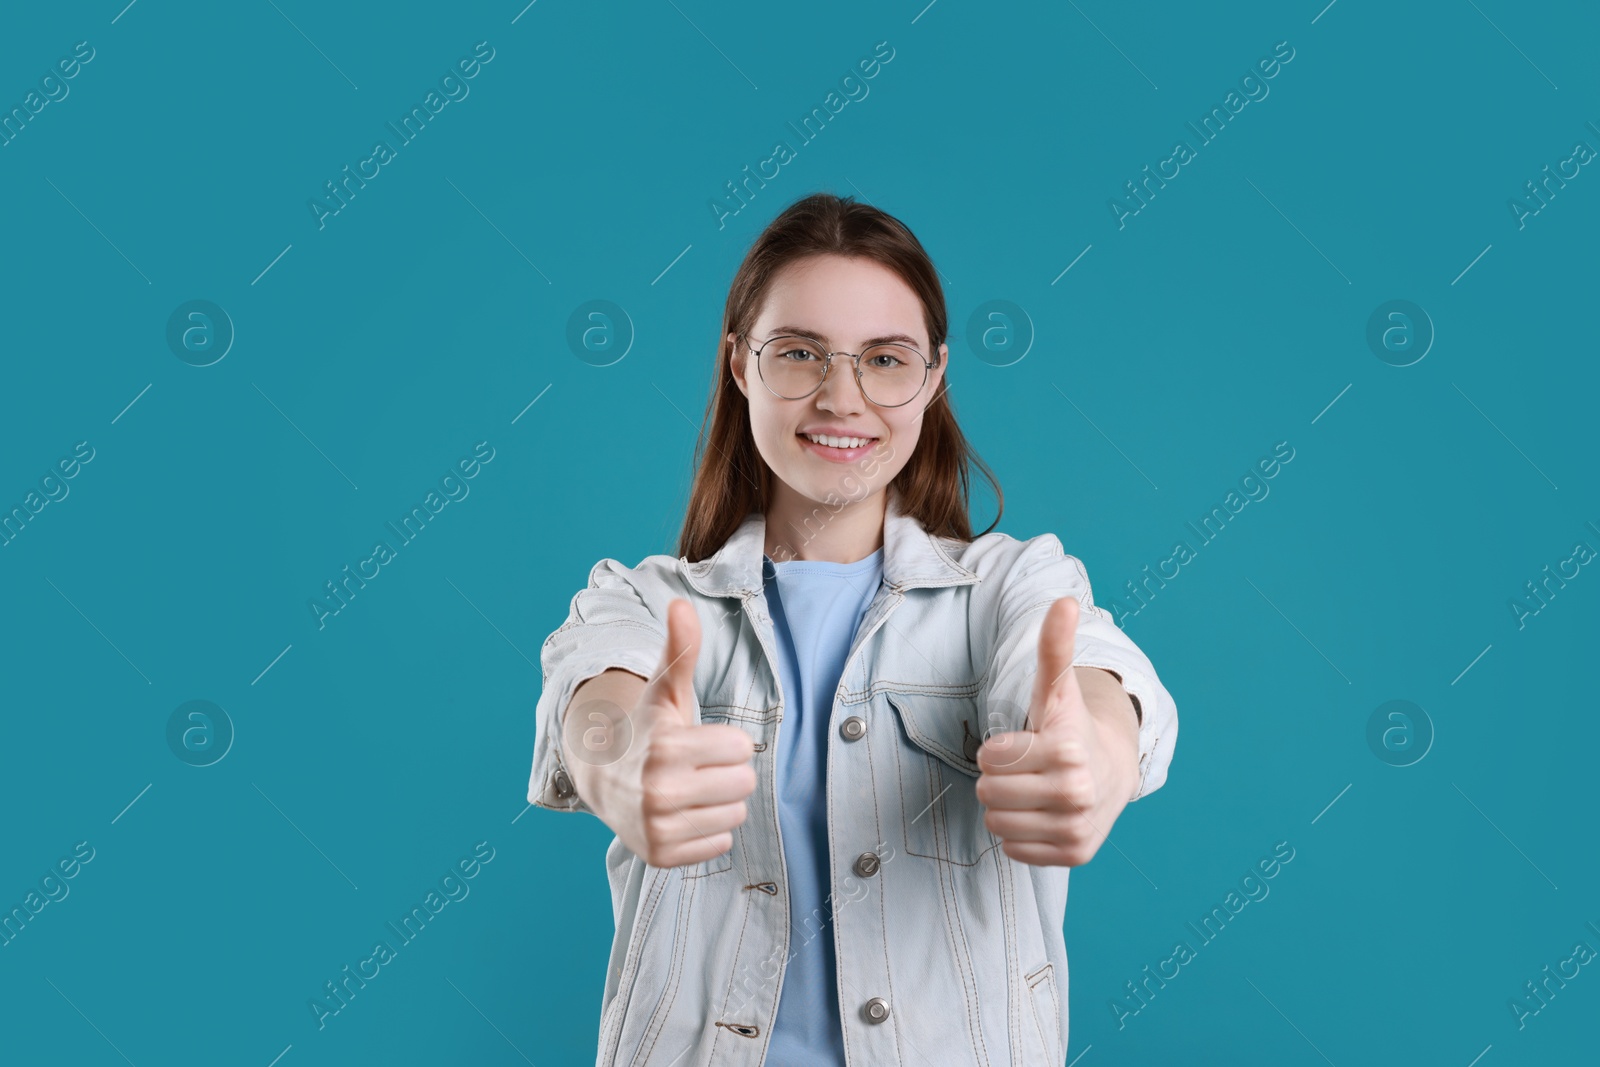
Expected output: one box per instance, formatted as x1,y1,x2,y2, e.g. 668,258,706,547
815,356,869,414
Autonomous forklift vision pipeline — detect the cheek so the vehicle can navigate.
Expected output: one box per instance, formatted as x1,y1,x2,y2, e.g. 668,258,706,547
875,417,920,471
748,402,795,462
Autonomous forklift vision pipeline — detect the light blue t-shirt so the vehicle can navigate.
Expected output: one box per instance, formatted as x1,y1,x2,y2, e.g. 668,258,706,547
761,545,885,1066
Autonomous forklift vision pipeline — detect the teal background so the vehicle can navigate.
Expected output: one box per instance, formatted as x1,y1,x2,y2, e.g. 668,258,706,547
2,1,1596,1064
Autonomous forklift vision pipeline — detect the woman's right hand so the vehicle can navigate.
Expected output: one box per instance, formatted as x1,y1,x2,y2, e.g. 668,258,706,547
573,598,758,868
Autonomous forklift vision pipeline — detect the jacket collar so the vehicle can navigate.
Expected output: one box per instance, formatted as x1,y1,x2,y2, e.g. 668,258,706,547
681,485,981,598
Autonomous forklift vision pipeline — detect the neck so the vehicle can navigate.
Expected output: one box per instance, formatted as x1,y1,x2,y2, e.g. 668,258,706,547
764,483,887,565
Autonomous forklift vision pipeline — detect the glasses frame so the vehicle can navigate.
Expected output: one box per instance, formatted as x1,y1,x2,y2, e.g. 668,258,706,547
740,332,939,409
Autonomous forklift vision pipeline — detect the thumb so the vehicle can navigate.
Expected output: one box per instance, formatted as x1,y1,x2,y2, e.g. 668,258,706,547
1028,596,1082,733
644,598,701,729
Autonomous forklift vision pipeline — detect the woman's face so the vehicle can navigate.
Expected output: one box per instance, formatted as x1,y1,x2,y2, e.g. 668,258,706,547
729,253,947,510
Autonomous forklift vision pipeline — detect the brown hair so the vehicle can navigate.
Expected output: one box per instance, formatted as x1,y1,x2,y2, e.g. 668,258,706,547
675,192,1003,562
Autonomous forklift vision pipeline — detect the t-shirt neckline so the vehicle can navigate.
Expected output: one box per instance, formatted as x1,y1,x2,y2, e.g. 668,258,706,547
764,546,884,578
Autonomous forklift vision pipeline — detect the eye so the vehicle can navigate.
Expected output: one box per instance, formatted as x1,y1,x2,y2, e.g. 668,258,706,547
864,345,912,368
771,338,825,362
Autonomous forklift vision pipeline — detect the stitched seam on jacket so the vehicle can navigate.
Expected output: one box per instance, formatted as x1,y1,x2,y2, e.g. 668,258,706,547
883,691,981,789
738,663,757,718
932,755,951,864
1143,733,1162,798
930,805,986,1062
633,872,696,1066
706,869,757,1063
1026,987,1045,1065
999,842,1019,1067
861,680,980,699
1046,967,1060,1063
863,702,902,1067
931,536,981,581
895,708,999,867
902,744,938,862
937,837,990,1066
602,865,668,1066
681,851,730,878
1004,844,1030,1067
1029,964,1060,1063
699,703,779,722
1024,963,1053,1064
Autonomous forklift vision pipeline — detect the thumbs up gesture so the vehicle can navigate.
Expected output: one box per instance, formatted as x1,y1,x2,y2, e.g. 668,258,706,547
974,597,1141,867
603,597,757,869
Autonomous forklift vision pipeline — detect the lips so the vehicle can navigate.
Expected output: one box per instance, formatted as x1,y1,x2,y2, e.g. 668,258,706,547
797,431,877,445
796,432,879,462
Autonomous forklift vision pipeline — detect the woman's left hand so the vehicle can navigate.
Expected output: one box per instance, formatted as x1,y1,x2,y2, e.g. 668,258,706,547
974,596,1142,867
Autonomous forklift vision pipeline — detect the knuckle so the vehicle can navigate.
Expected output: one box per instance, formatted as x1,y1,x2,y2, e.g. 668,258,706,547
641,739,675,776
641,784,678,816
641,830,669,867
1056,769,1095,809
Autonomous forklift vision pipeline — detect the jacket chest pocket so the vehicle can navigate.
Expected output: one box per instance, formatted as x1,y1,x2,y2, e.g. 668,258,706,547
884,690,1002,866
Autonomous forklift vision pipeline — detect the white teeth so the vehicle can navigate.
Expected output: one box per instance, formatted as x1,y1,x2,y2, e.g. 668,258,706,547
804,433,872,449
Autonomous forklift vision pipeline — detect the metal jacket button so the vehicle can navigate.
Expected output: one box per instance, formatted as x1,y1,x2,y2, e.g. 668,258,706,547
853,851,880,878
552,768,576,799
839,716,866,741
863,996,890,1023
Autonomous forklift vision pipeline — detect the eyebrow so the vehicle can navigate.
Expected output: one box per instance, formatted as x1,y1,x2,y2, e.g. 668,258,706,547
769,324,925,352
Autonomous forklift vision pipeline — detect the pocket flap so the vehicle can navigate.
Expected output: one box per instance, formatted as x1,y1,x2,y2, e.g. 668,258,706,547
884,690,985,778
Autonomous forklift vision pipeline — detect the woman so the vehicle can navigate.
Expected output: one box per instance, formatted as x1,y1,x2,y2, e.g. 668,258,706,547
528,193,1178,1066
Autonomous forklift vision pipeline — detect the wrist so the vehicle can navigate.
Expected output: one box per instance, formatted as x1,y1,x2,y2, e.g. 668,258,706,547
1075,668,1140,802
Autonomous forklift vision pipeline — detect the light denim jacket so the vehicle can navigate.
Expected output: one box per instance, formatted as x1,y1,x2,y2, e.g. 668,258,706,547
528,488,1179,1066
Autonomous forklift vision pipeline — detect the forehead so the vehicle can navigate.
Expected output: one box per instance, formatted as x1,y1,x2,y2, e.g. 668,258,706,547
755,254,927,348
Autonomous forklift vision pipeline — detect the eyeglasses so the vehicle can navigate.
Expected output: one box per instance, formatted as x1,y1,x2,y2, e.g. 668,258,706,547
740,332,936,408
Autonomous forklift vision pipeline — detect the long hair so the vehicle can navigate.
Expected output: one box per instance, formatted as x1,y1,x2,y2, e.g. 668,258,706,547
676,192,1003,562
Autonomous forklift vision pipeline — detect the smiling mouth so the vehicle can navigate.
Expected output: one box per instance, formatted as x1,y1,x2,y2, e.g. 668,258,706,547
798,432,878,449
796,432,880,463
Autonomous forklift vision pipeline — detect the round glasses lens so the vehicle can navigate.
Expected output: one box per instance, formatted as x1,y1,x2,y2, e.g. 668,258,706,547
858,344,927,407
757,336,829,399
757,337,926,406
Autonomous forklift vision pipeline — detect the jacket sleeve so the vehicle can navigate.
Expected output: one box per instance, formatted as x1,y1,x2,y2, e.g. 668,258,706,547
528,557,672,816
980,533,1178,801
